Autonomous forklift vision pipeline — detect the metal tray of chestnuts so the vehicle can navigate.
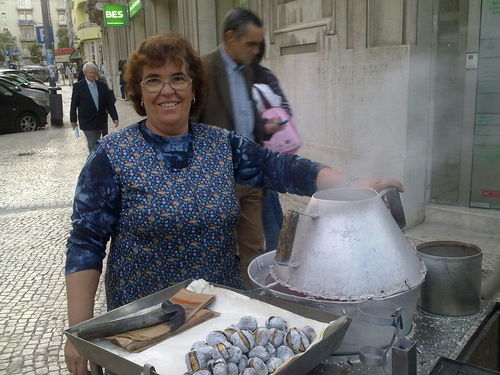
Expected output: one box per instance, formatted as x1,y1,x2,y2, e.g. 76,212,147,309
65,279,351,375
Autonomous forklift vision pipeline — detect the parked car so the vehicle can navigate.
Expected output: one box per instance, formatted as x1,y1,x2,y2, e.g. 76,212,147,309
21,65,50,82
0,72,49,93
0,68,46,84
0,77,49,113
0,83,47,133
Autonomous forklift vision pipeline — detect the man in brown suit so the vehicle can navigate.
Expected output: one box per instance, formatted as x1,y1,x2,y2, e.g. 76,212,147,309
194,8,265,288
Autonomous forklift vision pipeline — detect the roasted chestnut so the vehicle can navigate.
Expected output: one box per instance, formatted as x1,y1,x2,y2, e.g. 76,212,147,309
212,341,234,361
185,351,207,373
248,345,270,362
285,327,309,353
230,330,255,353
265,316,287,331
301,325,317,343
227,362,239,375
191,342,214,359
207,330,230,346
238,316,258,332
276,345,294,362
248,357,268,375
254,327,270,346
266,356,283,373
268,328,285,348
211,358,228,375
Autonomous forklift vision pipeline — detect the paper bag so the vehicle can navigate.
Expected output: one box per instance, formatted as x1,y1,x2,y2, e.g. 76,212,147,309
107,288,218,352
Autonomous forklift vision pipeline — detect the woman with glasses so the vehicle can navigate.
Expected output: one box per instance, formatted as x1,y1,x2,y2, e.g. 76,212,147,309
64,32,402,374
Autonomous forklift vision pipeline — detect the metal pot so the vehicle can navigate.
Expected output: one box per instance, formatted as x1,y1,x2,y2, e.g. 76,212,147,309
271,188,425,300
417,241,482,316
249,251,421,355
248,187,426,355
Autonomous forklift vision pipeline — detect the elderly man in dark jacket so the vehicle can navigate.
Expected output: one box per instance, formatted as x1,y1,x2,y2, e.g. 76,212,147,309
70,62,119,152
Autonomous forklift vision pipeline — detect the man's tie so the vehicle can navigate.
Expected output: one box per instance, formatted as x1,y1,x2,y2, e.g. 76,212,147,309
89,82,99,110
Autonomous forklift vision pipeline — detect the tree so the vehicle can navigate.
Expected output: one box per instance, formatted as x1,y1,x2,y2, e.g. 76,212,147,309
27,43,43,63
56,28,69,49
0,31,17,65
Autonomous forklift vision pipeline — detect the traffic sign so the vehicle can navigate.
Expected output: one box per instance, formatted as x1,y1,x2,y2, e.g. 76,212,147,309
3,50,10,57
35,26,54,44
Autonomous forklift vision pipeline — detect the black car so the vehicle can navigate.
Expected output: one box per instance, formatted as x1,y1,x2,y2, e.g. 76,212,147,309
0,82,48,133
0,72,49,93
0,68,46,85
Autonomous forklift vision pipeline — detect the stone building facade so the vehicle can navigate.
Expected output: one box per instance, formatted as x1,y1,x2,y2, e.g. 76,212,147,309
80,0,500,228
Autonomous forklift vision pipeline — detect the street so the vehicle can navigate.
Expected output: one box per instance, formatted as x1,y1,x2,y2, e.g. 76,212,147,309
0,83,143,375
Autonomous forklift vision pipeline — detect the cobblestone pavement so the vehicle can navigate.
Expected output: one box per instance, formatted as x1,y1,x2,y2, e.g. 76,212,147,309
0,83,142,375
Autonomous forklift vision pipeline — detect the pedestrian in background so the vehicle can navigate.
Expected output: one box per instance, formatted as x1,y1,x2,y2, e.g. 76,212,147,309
118,59,128,100
77,66,84,81
59,66,66,85
193,8,268,287
66,64,75,86
252,40,294,253
70,62,119,152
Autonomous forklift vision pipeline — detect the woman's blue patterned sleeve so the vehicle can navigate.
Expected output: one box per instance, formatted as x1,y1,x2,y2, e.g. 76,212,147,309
230,132,325,196
65,144,121,274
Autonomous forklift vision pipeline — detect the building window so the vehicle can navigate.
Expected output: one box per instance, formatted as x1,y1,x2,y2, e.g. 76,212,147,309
58,14,66,24
91,41,96,62
1,12,6,22
3,27,9,32
17,0,32,8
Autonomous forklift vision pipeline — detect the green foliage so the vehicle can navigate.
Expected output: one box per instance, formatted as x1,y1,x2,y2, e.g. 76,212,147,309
56,28,70,49
27,43,43,63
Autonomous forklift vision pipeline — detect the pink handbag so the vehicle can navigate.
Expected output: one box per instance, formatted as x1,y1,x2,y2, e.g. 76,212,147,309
261,107,302,154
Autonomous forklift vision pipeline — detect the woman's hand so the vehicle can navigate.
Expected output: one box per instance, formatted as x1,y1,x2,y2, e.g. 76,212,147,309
316,168,404,192
349,178,404,193
264,117,287,134
65,269,100,374
65,339,89,374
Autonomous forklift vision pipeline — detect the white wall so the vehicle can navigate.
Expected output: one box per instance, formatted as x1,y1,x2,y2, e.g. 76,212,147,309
261,0,433,228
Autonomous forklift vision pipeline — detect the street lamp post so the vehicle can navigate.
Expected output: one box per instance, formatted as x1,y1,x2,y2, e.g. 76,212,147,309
40,0,63,126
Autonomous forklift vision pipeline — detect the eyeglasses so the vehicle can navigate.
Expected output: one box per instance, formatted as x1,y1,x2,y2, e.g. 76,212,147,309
140,74,192,93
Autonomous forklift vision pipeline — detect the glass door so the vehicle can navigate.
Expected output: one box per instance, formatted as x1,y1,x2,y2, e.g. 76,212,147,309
430,0,470,205
469,0,500,209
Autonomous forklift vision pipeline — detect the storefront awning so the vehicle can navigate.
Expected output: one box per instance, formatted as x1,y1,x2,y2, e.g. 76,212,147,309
69,49,82,61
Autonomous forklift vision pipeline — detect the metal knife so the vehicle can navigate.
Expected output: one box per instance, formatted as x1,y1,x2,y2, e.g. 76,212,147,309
76,301,186,340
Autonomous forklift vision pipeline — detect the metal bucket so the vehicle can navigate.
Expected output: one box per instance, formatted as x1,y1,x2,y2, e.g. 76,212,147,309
417,241,482,316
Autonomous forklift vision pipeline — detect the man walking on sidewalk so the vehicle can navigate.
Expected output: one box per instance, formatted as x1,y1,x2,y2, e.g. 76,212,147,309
70,62,119,152
194,8,265,287
66,64,76,86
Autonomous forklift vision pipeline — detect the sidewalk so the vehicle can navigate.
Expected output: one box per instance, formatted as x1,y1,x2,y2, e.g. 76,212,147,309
0,83,143,375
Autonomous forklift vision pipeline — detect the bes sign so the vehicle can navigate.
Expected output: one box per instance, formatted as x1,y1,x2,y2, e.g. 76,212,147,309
103,5,128,27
